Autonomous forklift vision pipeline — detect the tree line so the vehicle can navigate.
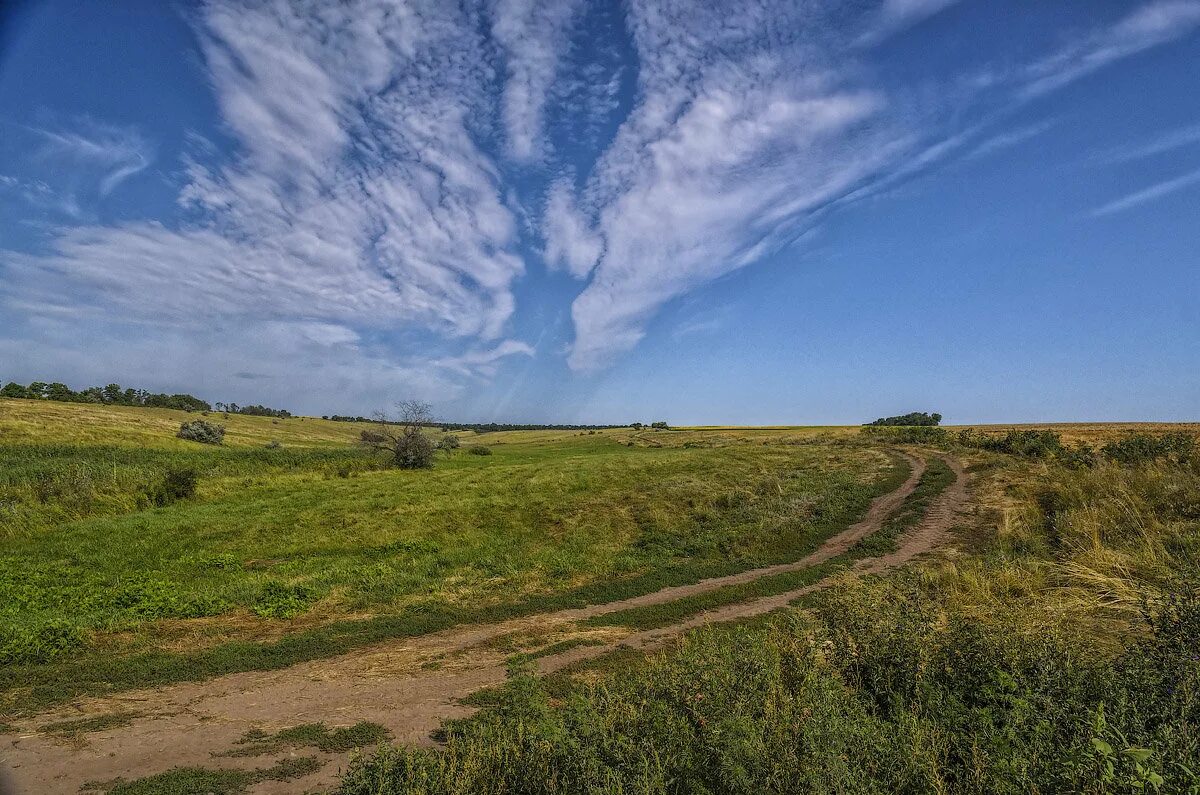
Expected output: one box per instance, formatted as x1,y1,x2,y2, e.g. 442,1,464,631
0,380,290,417
322,414,652,433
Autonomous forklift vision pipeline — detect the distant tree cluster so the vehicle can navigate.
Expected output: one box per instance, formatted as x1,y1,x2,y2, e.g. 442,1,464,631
1,380,212,412
214,402,292,418
865,412,942,427
0,379,291,417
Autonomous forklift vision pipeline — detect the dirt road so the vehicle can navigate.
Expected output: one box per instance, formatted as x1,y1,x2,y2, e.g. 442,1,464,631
1,452,970,794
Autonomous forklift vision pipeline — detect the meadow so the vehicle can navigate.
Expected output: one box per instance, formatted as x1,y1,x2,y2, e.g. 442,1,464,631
4,398,1197,794
340,430,1200,795
0,399,897,713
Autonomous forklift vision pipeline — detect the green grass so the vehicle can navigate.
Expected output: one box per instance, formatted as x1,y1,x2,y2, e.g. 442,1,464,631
1,400,908,715
336,453,1200,795
93,756,321,795
39,710,139,737
582,457,957,631
222,721,390,757
850,455,955,557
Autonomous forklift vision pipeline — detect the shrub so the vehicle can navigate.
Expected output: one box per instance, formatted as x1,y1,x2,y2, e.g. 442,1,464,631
862,425,949,445
1102,432,1195,466
467,445,493,456
177,419,225,445
265,440,282,450
148,467,199,506
438,434,460,450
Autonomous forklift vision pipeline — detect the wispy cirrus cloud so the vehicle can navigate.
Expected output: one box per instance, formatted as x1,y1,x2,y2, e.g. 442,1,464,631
857,0,959,46
4,0,532,399
32,118,153,196
1020,0,1200,99
1090,166,1200,216
3,0,1198,403
491,0,585,161
1097,121,1200,163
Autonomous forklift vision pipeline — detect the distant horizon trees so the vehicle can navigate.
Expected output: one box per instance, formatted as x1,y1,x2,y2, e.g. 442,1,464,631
865,411,942,427
0,379,290,417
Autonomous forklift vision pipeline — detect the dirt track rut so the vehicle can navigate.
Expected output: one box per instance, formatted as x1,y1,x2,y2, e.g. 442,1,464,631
0,452,969,795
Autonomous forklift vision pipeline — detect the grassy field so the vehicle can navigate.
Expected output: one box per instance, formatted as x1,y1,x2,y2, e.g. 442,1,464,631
340,430,1200,795
0,399,900,713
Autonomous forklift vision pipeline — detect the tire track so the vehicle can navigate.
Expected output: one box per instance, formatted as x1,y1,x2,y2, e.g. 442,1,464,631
1,452,955,795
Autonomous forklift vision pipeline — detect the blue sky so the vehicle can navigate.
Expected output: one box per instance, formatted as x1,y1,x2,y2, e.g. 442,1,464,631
0,0,1197,424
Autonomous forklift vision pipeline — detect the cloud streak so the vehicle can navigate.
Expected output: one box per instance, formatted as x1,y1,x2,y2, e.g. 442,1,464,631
1090,166,1200,216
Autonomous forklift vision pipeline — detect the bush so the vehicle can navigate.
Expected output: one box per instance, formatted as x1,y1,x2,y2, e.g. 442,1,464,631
862,425,949,445
467,445,493,456
438,434,460,450
265,440,282,450
390,430,436,469
1102,432,1194,466
177,419,225,445
148,466,199,506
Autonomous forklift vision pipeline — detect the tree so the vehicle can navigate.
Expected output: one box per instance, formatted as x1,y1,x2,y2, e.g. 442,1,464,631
651,421,669,429
865,412,942,427
102,383,123,404
361,401,437,469
1,382,28,398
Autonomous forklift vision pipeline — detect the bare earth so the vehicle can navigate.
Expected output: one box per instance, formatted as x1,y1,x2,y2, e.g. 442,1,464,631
0,452,970,794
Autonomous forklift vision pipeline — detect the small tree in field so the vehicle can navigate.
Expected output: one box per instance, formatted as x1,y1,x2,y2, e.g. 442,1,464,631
361,401,436,469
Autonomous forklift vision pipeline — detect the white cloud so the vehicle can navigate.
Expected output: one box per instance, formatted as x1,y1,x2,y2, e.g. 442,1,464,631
858,0,960,46
1090,166,1200,216
1097,122,1200,163
562,1,903,370
542,176,602,277
33,119,152,197
4,0,531,361
491,0,584,161
968,119,1057,159
1021,0,1200,98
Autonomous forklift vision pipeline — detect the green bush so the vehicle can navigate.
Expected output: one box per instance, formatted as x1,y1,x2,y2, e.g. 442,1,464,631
1102,432,1194,466
177,419,225,445
467,445,493,456
147,467,199,506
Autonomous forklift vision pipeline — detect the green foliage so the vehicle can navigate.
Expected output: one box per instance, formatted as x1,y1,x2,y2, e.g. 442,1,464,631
339,585,1200,795
226,721,390,756
1102,431,1195,466
251,581,315,619
866,411,942,426
956,428,1065,457
467,444,493,456
438,434,461,450
99,756,321,794
147,467,199,507
0,620,85,665
2,380,211,411
177,420,225,445
862,425,950,444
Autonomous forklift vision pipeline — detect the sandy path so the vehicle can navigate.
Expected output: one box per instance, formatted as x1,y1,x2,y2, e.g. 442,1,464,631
0,452,970,795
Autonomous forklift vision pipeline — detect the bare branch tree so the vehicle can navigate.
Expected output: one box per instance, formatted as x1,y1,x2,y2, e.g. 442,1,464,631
360,400,437,469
